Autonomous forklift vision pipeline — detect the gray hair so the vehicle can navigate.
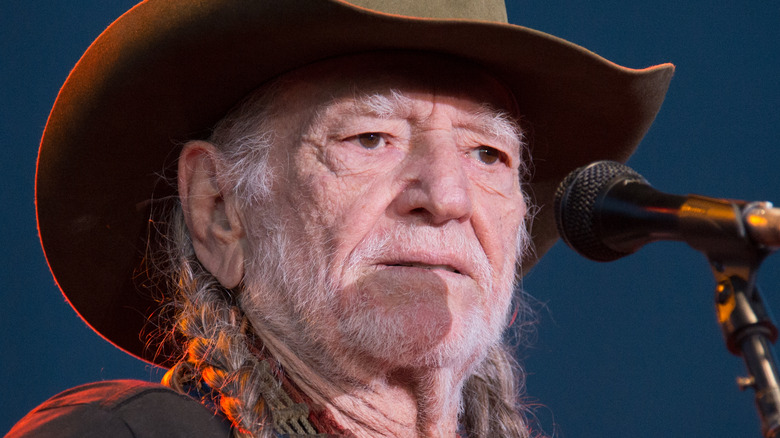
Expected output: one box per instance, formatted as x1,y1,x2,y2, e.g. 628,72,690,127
160,77,538,437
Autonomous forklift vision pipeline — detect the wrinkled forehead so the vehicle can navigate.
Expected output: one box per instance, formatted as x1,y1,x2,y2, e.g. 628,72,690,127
271,51,519,118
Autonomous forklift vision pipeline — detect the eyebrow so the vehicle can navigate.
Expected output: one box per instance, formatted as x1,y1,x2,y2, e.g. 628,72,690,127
346,90,525,149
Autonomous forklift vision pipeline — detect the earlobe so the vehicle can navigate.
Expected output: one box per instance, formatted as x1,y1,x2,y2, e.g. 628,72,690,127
178,140,246,288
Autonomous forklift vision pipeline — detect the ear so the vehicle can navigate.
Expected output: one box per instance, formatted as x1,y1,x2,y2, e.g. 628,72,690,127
178,140,245,288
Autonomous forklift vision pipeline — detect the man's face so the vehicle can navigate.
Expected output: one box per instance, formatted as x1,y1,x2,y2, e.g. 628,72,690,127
239,53,528,373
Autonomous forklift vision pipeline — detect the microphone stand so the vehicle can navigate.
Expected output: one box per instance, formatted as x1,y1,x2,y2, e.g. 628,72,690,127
690,200,780,437
714,266,780,437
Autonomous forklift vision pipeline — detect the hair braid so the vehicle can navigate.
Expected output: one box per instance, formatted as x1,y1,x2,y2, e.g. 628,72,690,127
461,343,533,438
159,207,271,436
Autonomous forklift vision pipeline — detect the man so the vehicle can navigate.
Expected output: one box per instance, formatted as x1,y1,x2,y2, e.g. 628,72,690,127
9,0,673,437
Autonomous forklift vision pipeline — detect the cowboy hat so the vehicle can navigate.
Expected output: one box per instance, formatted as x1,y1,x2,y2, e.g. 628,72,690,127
36,0,674,365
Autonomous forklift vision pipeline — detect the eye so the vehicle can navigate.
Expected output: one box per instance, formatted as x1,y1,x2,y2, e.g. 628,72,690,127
355,132,385,149
471,146,504,165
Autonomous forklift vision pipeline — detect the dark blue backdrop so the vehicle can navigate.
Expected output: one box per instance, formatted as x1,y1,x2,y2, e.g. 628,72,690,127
3,1,779,436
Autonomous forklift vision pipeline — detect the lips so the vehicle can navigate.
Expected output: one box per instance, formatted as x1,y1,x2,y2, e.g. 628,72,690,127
387,262,461,274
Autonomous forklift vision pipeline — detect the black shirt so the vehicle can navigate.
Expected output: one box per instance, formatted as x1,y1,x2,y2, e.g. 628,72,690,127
6,380,231,437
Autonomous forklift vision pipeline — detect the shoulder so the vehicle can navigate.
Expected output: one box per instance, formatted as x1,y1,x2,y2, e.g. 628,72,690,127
6,379,232,438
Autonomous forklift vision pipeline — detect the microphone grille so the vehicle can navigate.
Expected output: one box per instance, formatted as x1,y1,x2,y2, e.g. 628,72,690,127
554,161,644,262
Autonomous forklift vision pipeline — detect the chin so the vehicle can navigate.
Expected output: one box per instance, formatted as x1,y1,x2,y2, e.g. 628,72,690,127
335,276,506,371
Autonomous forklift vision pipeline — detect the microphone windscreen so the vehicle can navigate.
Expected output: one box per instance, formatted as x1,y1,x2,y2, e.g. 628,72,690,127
554,161,646,262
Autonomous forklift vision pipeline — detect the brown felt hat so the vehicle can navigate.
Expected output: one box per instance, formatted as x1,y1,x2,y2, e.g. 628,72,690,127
36,0,674,365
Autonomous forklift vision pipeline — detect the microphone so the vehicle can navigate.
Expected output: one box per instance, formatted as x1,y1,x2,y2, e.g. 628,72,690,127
554,160,780,262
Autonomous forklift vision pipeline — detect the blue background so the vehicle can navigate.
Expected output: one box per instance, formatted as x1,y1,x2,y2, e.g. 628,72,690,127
2,1,779,436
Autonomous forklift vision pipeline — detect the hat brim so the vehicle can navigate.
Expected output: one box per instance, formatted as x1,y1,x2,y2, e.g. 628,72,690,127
36,0,674,365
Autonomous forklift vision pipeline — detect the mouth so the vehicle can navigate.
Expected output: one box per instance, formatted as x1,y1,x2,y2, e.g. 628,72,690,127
386,262,462,275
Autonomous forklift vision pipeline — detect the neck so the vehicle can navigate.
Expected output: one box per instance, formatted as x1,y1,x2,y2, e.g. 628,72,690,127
257,329,473,437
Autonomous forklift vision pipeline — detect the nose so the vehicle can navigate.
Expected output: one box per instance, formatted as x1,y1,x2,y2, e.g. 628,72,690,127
391,137,473,225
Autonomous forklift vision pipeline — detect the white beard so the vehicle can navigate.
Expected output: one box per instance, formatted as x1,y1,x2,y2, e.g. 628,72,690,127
335,224,516,369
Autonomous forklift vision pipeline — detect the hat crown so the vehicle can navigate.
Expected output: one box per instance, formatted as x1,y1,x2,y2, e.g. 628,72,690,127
344,0,509,23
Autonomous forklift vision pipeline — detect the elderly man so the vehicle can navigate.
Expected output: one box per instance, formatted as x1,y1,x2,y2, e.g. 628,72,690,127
9,0,673,437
